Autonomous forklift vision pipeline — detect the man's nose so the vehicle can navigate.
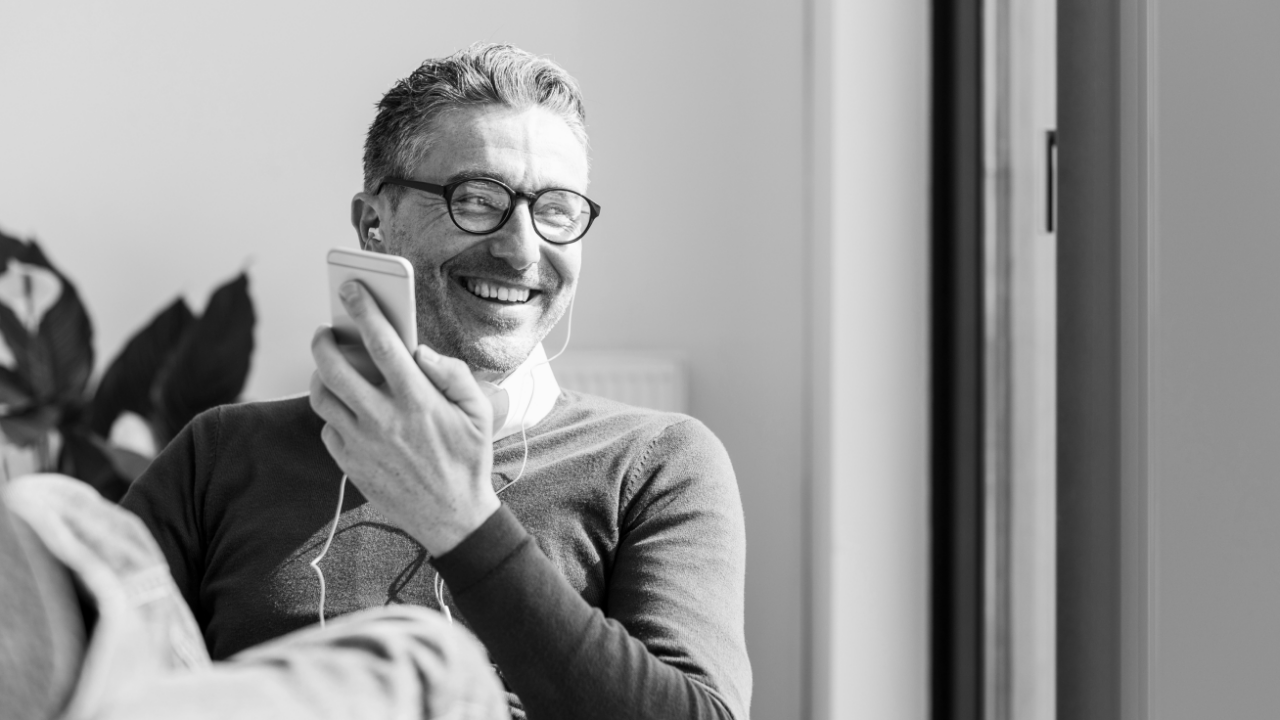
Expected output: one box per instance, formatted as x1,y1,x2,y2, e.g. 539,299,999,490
488,201,542,270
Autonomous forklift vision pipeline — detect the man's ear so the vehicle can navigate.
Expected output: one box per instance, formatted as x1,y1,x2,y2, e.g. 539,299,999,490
351,191,386,252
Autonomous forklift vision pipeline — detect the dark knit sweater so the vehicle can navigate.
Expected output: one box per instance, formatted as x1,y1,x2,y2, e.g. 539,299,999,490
121,391,751,720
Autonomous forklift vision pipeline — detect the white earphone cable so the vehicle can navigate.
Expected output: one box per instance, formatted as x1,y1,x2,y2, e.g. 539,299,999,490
511,295,575,487
309,473,348,628
433,296,575,619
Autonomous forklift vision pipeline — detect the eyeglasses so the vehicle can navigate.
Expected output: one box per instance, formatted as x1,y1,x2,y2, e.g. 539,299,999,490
375,177,602,245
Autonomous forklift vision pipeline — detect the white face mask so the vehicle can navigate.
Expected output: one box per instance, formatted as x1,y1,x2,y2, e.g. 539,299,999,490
476,343,561,443
475,379,511,434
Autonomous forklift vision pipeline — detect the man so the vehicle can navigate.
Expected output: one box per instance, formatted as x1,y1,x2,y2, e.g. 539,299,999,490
123,43,751,720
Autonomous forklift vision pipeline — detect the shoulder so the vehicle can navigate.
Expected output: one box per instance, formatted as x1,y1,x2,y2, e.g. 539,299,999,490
548,389,702,434
549,390,736,504
129,395,319,486
549,390,726,458
628,414,736,500
207,393,317,426
189,394,321,447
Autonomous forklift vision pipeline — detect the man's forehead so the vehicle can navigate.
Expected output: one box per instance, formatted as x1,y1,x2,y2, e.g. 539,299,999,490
419,105,589,192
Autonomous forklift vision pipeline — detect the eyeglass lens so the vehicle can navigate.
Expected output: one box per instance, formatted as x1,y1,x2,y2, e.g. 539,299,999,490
449,179,592,242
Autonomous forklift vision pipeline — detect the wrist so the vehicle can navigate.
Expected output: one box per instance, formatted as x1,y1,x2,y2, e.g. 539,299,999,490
425,493,502,556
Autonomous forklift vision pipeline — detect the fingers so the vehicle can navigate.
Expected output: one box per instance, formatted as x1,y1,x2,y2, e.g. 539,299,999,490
311,325,376,411
338,281,420,398
320,422,347,462
414,346,493,436
309,370,357,429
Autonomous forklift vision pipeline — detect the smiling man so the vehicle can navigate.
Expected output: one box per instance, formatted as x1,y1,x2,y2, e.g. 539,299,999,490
363,106,591,379
122,44,751,720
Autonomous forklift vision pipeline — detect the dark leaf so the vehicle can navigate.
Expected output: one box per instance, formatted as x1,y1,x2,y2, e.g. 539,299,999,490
17,239,53,268
0,365,33,407
0,405,60,446
151,273,255,445
87,298,194,436
0,228,28,267
36,269,94,404
25,240,93,404
0,238,93,405
57,427,130,502
94,438,152,484
0,301,51,399
0,238,44,392
55,400,89,436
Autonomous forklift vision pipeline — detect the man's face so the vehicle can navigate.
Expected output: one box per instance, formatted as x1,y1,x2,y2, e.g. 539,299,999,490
377,105,588,377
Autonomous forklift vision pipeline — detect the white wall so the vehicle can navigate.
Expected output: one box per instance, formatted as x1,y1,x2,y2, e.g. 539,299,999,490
808,1,930,719
0,2,807,717
1149,0,1280,717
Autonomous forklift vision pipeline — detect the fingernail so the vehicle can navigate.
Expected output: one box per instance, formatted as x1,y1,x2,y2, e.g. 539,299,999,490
339,281,359,304
417,344,440,363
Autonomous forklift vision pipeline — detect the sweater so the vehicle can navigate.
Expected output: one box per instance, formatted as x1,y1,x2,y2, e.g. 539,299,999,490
121,390,752,720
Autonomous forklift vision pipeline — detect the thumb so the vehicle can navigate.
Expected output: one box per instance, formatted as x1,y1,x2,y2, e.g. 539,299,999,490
414,346,493,435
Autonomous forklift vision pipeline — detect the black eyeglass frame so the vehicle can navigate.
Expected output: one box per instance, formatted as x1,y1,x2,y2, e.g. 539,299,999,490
375,177,602,245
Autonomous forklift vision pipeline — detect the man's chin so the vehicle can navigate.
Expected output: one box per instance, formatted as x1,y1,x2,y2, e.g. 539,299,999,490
452,336,539,378
426,305,564,377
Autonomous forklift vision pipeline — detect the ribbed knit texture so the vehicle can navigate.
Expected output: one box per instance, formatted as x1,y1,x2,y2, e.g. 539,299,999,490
123,391,751,720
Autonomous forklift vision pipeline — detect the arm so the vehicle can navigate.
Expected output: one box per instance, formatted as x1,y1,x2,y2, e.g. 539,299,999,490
119,413,209,617
92,606,508,720
309,284,750,718
433,420,751,720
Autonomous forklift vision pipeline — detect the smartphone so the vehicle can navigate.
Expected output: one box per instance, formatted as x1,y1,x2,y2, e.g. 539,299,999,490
326,247,417,384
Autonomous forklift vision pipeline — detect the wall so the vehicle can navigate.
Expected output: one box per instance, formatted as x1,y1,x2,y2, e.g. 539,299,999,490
0,2,806,717
1150,0,1280,716
808,1,931,718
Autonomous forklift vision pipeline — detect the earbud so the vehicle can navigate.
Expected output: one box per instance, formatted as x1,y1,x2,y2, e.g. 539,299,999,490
368,228,383,242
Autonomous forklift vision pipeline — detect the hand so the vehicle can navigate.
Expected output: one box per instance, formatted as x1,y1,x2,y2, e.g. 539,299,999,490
309,280,500,556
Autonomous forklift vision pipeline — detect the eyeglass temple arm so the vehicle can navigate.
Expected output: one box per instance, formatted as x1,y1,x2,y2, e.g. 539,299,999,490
375,178,447,196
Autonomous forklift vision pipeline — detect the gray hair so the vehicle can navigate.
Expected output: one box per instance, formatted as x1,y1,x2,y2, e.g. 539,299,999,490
362,43,588,199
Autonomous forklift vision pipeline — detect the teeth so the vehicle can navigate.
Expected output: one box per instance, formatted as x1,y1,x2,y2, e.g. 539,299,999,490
465,279,531,303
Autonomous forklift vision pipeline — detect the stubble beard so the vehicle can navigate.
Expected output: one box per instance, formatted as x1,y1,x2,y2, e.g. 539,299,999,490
415,262,573,377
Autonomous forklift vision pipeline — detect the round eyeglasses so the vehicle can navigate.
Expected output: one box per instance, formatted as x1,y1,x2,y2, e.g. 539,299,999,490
375,177,602,245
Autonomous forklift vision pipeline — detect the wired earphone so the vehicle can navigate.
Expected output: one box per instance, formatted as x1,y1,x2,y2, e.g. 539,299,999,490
309,295,576,628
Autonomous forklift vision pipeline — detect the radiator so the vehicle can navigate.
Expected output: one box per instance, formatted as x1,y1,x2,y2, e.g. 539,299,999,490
550,351,688,414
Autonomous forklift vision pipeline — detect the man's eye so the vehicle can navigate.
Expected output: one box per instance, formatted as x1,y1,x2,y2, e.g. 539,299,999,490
535,208,578,230
534,193,585,222
454,193,503,212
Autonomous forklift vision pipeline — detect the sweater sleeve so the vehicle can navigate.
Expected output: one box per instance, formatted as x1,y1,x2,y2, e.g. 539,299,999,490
119,408,214,620
432,418,751,720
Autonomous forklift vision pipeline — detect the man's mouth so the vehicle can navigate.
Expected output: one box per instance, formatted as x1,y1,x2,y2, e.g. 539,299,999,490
462,277,539,305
